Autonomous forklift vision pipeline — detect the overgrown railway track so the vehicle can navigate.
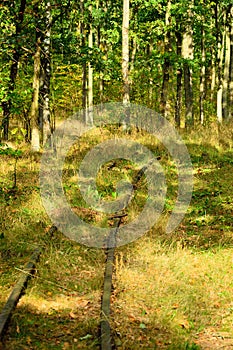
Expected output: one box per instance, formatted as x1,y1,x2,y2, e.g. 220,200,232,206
0,221,124,349
0,168,146,349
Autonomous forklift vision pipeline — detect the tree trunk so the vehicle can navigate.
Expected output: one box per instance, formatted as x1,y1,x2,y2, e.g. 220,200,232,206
1,0,27,140
216,18,225,123
40,0,52,145
199,25,206,125
80,0,87,123
130,36,137,74
160,0,171,118
222,7,231,120
122,0,130,105
175,30,182,127
148,40,153,107
182,29,194,126
210,55,216,102
88,5,93,125
97,25,104,109
210,3,219,103
222,28,230,120
97,0,105,109
182,2,194,127
30,37,41,152
229,8,233,119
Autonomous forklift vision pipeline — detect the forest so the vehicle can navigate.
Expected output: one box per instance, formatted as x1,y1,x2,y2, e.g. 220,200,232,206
0,0,233,349
0,0,232,143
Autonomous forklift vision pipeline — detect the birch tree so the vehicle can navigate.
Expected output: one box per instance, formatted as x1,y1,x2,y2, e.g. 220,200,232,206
88,5,93,125
229,6,233,119
30,35,41,152
175,29,182,127
122,0,130,105
182,6,194,127
160,0,172,118
199,23,206,125
80,0,87,123
222,4,232,120
40,0,52,145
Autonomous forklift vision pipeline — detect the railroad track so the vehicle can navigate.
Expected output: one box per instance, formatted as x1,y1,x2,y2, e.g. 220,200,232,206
0,225,57,343
0,168,146,349
100,214,126,350
0,221,124,350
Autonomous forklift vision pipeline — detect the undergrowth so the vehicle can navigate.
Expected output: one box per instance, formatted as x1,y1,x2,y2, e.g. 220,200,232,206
0,123,233,349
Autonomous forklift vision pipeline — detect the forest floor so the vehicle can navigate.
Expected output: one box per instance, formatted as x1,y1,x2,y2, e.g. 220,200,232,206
0,123,233,349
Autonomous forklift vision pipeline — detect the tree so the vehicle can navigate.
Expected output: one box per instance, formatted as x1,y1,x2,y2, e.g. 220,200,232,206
229,6,233,119
88,4,93,125
182,4,194,127
40,0,52,144
30,34,41,152
160,0,172,118
122,0,130,105
1,0,27,140
199,19,206,125
222,4,232,120
1,0,233,140
175,29,182,127
80,0,87,123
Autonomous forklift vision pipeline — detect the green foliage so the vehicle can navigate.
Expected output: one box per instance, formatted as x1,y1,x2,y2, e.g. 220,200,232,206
1,0,233,138
0,142,22,157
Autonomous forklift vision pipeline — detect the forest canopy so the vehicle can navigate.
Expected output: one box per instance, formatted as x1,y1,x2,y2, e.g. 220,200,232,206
0,0,232,147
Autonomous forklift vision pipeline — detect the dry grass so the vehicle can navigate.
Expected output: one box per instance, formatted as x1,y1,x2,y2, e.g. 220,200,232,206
0,124,233,349
113,237,233,349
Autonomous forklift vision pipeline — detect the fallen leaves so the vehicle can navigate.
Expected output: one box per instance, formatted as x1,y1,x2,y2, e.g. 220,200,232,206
69,311,78,319
76,298,90,308
178,318,190,330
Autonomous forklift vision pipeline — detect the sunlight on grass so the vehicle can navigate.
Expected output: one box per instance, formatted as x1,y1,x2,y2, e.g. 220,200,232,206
0,124,233,349
114,238,233,348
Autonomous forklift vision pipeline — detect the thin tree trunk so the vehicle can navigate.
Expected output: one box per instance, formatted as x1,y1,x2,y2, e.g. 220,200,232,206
80,0,87,123
122,0,130,105
1,0,27,140
97,0,106,109
30,37,41,152
229,10,233,119
222,28,230,120
99,72,104,108
97,23,104,108
199,25,206,125
82,64,87,122
222,8,231,120
183,62,193,126
160,0,171,118
210,3,218,102
182,30,194,126
40,0,52,144
130,36,137,74
148,40,153,107
217,19,225,123
210,55,216,102
175,30,182,127
88,5,93,125
182,1,194,127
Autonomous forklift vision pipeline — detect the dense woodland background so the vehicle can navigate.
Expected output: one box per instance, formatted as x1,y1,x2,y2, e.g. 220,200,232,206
1,1,233,349
0,0,232,148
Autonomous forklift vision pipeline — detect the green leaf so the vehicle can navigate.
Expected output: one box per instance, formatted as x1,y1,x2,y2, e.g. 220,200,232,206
20,128,27,137
11,127,19,135
139,323,146,329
